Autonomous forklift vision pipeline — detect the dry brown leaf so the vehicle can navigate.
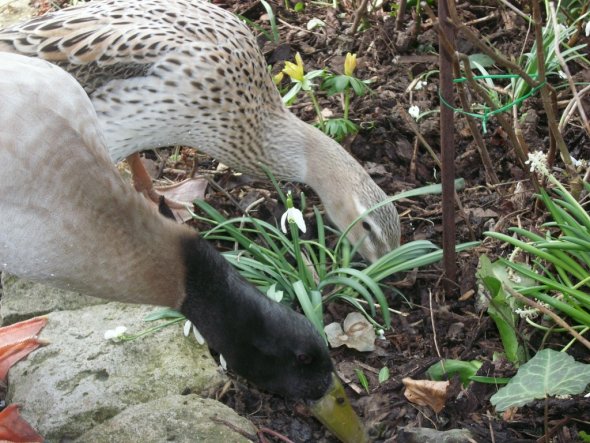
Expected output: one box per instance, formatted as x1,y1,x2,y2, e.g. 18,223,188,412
402,377,450,413
324,312,375,352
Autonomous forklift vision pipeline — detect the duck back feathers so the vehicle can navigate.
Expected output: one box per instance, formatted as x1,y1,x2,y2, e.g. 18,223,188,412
0,0,401,262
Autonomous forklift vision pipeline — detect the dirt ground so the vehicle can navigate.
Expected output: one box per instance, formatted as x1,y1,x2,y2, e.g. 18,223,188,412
202,2,590,442
9,0,590,441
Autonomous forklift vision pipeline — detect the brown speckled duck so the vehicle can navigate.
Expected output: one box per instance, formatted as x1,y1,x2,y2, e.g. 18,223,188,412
0,52,367,443
0,0,400,262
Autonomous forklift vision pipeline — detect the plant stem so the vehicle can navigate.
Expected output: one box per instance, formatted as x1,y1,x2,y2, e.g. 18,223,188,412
308,91,325,131
343,89,350,120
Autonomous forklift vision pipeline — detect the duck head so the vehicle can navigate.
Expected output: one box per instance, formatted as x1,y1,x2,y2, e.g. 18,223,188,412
335,190,400,263
179,235,368,441
179,234,333,398
278,118,401,263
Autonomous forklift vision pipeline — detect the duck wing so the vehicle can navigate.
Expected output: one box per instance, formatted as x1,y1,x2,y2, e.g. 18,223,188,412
0,0,253,94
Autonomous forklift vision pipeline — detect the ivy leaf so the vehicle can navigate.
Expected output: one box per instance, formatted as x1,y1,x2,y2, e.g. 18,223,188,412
491,349,590,411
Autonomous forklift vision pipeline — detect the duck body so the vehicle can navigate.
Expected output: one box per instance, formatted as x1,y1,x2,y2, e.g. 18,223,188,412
0,0,400,262
0,52,332,401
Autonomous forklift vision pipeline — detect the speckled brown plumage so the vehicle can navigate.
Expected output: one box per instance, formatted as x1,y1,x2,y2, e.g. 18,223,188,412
0,0,400,261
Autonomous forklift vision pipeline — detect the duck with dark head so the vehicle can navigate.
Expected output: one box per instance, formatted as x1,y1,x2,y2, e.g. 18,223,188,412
0,52,368,442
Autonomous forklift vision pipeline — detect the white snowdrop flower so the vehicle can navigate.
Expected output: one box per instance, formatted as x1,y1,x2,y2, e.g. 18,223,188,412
104,326,127,340
219,354,227,371
586,22,590,37
281,207,306,234
414,80,427,90
408,105,420,119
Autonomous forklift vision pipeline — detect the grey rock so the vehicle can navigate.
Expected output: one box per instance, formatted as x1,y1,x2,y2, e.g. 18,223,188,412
76,394,256,443
1,274,106,324
397,427,476,443
7,302,227,441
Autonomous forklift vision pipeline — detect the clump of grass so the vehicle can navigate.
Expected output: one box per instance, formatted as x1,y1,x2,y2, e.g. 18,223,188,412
190,177,477,338
481,151,590,359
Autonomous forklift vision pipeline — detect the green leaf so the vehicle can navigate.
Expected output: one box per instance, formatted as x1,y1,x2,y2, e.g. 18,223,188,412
491,349,590,411
260,0,279,43
322,75,350,95
266,283,284,302
144,308,185,322
355,369,370,393
293,281,325,339
468,53,495,68
427,359,483,387
282,83,302,104
378,367,390,383
469,376,510,384
476,255,527,364
349,77,370,96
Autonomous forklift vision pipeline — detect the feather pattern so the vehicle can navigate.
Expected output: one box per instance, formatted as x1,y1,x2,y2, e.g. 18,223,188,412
0,0,401,261
0,53,338,404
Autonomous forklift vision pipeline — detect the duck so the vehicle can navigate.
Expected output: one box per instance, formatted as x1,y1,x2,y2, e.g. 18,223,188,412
0,0,401,263
0,52,368,443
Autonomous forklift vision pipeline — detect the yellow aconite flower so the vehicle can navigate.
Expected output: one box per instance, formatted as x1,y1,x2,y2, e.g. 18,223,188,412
273,71,284,85
344,52,357,77
282,52,305,82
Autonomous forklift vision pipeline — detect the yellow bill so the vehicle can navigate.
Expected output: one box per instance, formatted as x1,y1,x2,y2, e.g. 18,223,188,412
309,373,369,443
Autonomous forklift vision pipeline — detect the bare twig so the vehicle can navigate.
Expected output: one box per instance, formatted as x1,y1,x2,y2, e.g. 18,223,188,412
559,84,590,132
530,1,570,167
395,0,408,32
548,3,590,136
350,0,370,35
398,106,476,242
457,53,530,167
429,289,442,358
497,0,533,23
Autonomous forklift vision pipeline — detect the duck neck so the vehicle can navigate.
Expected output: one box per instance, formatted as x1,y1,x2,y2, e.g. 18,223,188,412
270,114,374,230
73,196,191,308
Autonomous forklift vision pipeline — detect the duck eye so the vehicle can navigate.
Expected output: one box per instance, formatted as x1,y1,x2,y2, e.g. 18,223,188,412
362,221,372,232
297,353,313,365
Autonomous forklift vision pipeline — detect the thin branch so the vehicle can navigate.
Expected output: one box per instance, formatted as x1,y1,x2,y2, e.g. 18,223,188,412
548,3,590,136
350,0,370,35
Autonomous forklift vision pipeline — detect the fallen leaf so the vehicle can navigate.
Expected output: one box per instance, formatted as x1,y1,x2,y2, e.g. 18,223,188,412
324,312,375,352
402,377,450,413
156,178,208,222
